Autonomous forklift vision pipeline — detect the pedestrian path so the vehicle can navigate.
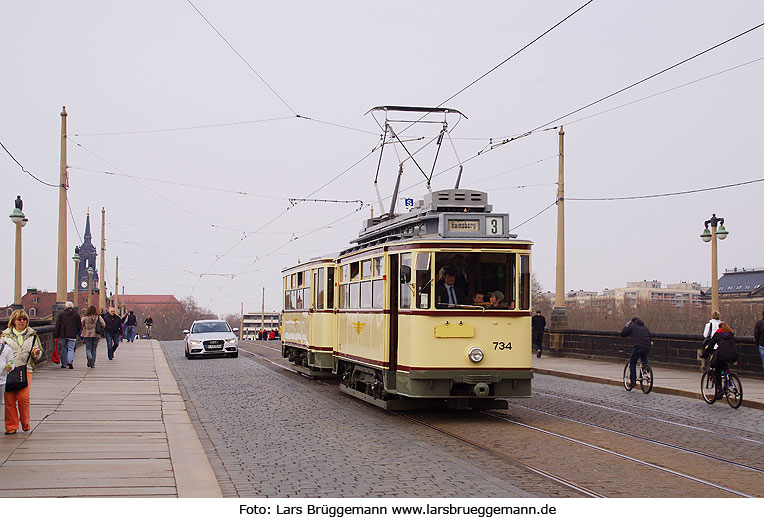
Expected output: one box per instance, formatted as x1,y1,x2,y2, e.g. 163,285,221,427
533,353,764,409
0,338,221,497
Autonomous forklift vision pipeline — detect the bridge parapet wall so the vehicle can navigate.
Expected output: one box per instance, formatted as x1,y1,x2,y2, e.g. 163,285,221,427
546,329,764,378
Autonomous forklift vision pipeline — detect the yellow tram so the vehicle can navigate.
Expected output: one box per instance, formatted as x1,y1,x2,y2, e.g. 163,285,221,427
282,188,533,409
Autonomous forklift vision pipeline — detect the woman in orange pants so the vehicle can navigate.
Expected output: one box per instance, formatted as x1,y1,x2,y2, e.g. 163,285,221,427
2,310,42,435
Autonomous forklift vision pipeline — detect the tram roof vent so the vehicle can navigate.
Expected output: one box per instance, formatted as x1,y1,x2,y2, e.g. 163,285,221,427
424,189,491,212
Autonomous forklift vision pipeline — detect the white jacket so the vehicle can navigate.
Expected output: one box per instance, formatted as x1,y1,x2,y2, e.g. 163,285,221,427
704,319,721,350
0,343,15,385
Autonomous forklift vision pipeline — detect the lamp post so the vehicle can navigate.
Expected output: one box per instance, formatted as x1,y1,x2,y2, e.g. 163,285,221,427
700,214,729,314
87,265,94,308
72,247,81,310
9,202,28,310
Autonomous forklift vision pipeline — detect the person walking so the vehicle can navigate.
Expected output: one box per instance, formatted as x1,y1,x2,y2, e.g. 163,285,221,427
531,309,546,358
620,317,651,389
144,314,154,338
102,307,122,360
53,301,81,369
701,322,740,399
123,310,137,342
2,309,43,434
80,305,105,368
754,309,764,372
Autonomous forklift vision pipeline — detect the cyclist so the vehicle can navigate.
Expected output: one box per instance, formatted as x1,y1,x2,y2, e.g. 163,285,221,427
620,317,651,389
144,315,153,338
701,322,739,400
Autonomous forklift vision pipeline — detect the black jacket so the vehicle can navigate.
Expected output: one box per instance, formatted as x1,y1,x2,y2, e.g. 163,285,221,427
620,318,651,351
123,313,137,326
531,314,546,332
434,281,468,308
704,330,740,362
54,307,82,339
754,318,764,347
102,313,122,334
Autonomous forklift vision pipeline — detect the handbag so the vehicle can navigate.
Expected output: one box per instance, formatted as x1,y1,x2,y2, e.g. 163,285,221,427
52,339,60,364
5,334,37,392
95,316,105,337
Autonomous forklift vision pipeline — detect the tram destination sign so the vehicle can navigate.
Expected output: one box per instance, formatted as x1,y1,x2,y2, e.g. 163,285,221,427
447,219,480,232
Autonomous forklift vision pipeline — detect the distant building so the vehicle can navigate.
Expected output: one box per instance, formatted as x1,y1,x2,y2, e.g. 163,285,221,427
2,290,180,321
539,280,704,308
704,268,764,305
242,311,281,340
120,295,183,322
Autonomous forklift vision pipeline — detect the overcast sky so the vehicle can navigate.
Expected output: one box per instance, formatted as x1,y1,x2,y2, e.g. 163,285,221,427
2,1,763,317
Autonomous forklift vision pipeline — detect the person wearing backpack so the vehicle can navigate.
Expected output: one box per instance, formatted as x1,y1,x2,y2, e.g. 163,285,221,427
702,310,722,355
620,317,651,389
701,322,740,400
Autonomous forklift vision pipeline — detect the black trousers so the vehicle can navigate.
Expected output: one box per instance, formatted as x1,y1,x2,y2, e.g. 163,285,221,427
532,331,544,351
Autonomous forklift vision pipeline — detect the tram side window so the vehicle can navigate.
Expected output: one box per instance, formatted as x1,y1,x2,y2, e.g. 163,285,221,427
297,272,303,287
373,256,384,277
372,279,384,308
327,267,335,309
416,252,432,309
400,253,412,309
284,291,293,311
316,268,325,310
360,281,372,309
362,259,372,278
350,261,360,280
296,288,304,310
519,255,530,310
349,282,360,309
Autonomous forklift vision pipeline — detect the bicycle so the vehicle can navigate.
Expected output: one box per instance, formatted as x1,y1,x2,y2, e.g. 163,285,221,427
145,324,152,338
620,349,653,394
700,363,743,409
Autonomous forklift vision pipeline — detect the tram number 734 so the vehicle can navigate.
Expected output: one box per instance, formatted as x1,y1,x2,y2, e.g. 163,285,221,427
493,341,512,351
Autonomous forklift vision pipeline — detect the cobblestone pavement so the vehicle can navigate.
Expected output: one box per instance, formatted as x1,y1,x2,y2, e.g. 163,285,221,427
162,341,764,498
162,341,548,497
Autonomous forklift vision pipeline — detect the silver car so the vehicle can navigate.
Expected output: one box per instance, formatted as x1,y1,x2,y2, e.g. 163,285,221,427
184,319,239,359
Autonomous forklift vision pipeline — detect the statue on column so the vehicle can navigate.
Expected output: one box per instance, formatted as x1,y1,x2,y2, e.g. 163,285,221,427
15,195,22,211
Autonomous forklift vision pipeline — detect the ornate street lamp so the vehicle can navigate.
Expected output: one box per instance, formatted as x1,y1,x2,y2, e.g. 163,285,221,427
700,214,729,314
9,199,28,310
72,247,81,310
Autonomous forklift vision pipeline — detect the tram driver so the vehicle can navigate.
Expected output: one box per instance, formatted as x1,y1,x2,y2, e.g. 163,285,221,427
435,266,468,308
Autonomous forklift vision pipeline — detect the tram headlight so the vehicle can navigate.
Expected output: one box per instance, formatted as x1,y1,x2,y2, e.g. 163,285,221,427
467,347,484,363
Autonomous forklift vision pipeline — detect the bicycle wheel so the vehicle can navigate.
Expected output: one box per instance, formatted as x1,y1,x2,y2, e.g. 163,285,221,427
640,364,653,394
725,373,743,409
623,363,633,391
700,371,716,404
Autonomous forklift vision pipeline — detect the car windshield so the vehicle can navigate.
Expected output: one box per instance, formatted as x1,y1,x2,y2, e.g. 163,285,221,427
191,321,231,334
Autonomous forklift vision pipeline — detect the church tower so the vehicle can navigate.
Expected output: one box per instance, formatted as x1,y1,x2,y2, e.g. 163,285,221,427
76,212,100,293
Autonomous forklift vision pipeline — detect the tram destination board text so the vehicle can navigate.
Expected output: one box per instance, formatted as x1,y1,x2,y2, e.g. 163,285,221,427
447,219,480,232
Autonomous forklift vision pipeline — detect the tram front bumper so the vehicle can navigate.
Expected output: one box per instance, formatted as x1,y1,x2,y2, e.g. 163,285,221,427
395,369,532,398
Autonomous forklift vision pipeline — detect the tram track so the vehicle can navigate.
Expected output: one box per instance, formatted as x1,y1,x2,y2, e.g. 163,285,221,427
533,389,764,446
502,401,764,475
239,342,762,497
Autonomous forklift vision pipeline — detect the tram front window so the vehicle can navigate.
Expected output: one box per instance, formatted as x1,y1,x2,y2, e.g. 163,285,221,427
434,252,517,310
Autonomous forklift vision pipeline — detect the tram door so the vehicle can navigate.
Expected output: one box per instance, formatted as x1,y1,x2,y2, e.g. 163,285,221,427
388,254,399,387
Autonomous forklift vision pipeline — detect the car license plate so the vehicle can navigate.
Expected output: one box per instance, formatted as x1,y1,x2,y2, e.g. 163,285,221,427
206,344,223,350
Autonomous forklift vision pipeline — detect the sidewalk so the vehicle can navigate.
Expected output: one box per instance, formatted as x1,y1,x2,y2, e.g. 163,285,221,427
0,338,221,497
532,353,764,410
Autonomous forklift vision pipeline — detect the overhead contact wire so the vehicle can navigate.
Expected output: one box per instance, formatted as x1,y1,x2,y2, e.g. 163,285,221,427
185,0,298,115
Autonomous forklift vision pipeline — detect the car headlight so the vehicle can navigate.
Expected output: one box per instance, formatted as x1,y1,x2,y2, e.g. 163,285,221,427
189,339,202,345
468,347,484,363
225,338,237,344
